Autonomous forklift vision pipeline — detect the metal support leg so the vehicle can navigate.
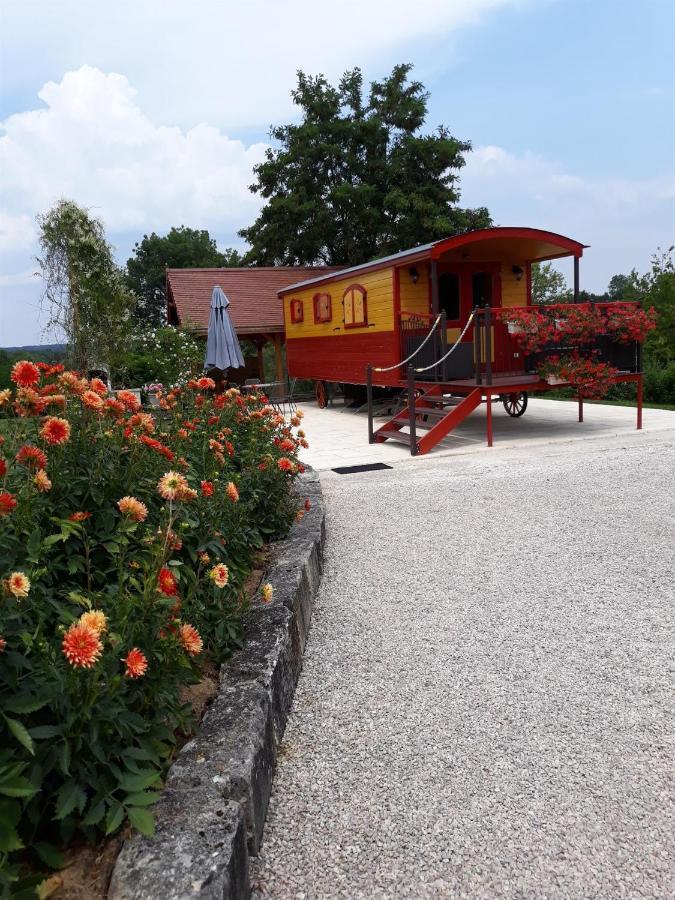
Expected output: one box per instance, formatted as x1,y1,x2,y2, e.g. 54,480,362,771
486,392,493,447
637,375,643,430
407,364,418,456
578,395,584,422
366,365,374,444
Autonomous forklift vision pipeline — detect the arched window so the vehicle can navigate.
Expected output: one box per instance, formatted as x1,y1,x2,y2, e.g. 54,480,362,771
313,292,332,323
290,298,304,324
343,284,368,328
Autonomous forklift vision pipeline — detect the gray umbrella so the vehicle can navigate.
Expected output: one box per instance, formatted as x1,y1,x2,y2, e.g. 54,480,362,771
204,286,245,371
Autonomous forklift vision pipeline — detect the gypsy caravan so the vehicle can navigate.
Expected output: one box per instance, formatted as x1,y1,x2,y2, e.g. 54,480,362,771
279,227,647,454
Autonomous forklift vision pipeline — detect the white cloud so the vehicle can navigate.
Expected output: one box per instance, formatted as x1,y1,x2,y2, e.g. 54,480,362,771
461,145,675,289
0,66,268,244
0,0,533,128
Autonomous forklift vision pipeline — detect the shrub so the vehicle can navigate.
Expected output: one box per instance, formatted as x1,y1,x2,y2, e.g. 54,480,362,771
0,363,306,892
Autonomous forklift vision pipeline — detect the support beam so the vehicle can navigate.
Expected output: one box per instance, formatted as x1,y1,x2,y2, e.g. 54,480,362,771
578,395,584,422
486,392,493,447
574,256,580,303
256,341,265,381
637,375,643,430
272,334,284,382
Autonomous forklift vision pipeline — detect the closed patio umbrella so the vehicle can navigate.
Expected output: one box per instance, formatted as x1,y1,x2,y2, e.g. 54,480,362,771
204,286,245,372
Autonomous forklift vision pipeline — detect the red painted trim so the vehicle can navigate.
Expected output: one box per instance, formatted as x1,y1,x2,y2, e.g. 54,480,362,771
429,227,586,261
343,284,368,329
312,292,332,324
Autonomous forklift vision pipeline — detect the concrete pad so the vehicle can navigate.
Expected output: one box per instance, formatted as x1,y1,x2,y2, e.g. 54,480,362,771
295,398,675,471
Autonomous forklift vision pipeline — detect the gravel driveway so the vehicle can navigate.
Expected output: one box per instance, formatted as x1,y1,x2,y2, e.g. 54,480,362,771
252,433,675,899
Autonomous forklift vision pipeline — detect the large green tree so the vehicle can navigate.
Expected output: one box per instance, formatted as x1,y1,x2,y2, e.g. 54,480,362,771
37,199,133,375
126,227,243,325
240,64,491,266
531,262,570,305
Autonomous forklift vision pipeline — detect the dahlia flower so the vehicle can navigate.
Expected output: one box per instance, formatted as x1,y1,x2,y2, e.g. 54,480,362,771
201,480,214,497
82,390,105,411
11,360,40,388
158,567,179,596
62,622,103,669
226,482,239,503
16,444,48,470
123,647,148,678
68,511,92,522
208,563,229,588
116,390,141,412
0,492,17,516
277,457,294,473
179,623,203,656
34,469,52,492
157,471,188,500
79,610,108,634
40,416,71,445
0,389,11,406
261,583,273,603
117,496,148,522
89,377,108,396
196,377,216,390
6,572,30,599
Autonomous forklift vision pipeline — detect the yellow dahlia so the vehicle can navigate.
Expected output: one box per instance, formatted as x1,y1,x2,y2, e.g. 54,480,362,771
261,583,273,603
79,610,108,634
6,572,30,599
157,471,189,500
208,563,229,588
179,623,203,656
34,469,52,492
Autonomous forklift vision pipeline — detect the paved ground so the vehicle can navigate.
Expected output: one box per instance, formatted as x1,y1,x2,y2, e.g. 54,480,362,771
251,413,675,899
295,397,675,471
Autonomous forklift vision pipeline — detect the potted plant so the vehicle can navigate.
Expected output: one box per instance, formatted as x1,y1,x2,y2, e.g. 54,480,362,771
539,352,619,399
556,305,605,344
538,356,567,386
500,308,559,354
146,382,164,408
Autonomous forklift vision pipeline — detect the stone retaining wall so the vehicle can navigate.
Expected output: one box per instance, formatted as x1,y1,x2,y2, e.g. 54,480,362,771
109,471,325,900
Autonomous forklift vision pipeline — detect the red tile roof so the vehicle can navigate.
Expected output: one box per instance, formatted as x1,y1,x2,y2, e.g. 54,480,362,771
167,267,344,335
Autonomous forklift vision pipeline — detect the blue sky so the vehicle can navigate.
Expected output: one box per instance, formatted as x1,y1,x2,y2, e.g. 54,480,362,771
1,0,673,345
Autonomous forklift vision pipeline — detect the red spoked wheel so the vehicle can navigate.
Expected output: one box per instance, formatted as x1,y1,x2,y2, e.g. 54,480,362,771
315,380,328,409
502,392,528,417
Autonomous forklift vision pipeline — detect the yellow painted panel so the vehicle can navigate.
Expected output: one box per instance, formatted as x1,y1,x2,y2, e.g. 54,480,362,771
501,262,528,309
399,265,430,317
283,268,395,337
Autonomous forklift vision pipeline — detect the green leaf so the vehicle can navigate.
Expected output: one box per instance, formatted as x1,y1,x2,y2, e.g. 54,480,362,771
54,781,85,821
81,799,106,827
3,696,48,715
27,528,41,561
58,741,71,776
123,791,160,807
34,841,65,869
105,802,125,835
118,769,161,793
29,725,61,739
5,718,34,755
126,806,155,837
0,777,37,798
0,820,23,853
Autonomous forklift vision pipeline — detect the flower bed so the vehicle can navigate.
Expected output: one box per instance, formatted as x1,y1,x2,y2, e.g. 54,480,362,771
0,362,308,894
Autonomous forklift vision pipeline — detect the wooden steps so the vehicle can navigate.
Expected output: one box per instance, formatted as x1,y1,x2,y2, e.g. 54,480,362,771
373,387,482,455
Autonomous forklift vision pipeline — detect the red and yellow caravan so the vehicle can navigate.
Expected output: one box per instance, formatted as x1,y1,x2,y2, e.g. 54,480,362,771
279,227,644,455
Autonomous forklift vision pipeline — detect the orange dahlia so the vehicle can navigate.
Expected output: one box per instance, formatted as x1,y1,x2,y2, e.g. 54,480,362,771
123,647,148,678
40,416,71,445
261,583,273,603
279,438,296,452
82,390,105,411
128,412,156,434
140,435,174,462
196,377,216,390
34,469,52,492
157,471,188,500
68,511,92,522
62,622,103,669
6,571,30,599
117,496,148,522
0,492,17,516
104,397,126,416
158,567,179,596
79,610,108,634
179,623,203,656
201,480,214,497
89,377,108,396
11,360,40,388
277,457,294,473
226,482,239,503
16,444,48,470
208,563,229,588
58,371,88,395
116,390,141,412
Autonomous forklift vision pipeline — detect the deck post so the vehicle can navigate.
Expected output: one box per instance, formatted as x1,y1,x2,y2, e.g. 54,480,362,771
474,310,482,385
574,256,580,303
439,310,447,381
486,391,493,447
366,365,375,444
484,306,492,386
637,374,643,430
578,394,584,422
407,364,418,456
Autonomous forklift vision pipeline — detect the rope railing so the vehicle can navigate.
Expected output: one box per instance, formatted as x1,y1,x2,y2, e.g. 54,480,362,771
372,315,442,373
414,311,475,373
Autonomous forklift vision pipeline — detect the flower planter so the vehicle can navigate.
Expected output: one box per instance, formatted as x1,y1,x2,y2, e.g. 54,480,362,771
554,319,567,330
545,375,567,386
147,394,161,409
507,322,524,335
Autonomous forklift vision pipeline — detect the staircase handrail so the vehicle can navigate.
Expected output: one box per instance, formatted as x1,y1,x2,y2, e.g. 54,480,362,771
414,311,476,373
372,314,442,373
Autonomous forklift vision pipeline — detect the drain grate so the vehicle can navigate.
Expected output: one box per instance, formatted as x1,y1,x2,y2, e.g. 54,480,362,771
331,462,393,475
